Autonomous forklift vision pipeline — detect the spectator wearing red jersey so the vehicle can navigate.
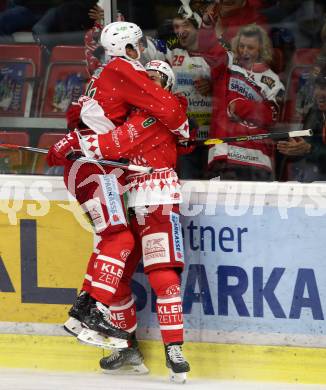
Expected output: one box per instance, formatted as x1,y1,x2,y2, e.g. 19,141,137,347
195,22,284,180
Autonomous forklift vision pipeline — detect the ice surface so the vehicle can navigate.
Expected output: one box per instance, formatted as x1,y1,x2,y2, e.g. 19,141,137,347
0,370,326,390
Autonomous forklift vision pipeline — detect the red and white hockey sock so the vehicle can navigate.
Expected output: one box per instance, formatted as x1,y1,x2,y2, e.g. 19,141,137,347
148,269,184,345
156,295,183,344
91,254,126,304
90,230,134,305
109,297,137,335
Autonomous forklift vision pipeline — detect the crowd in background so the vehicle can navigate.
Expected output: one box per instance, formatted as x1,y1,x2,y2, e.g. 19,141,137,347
0,0,325,182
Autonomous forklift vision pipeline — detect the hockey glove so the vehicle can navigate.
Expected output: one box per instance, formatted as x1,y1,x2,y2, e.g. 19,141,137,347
66,101,82,131
46,131,82,166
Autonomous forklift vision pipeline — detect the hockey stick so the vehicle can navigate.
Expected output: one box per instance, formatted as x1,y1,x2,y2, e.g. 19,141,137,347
0,144,153,174
203,129,313,145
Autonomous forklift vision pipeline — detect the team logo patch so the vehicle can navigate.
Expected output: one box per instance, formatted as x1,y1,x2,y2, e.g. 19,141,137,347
166,284,181,295
142,233,170,267
120,249,131,261
82,198,107,233
261,75,276,89
170,212,184,262
142,117,156,128
145,237,165,258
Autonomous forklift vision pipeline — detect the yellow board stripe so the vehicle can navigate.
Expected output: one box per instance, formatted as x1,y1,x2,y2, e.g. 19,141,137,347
1,334,326,383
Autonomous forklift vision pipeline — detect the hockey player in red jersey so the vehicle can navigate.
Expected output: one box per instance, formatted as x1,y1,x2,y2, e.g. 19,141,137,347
47,22,189,346
75,59,190,384
48,58,190,383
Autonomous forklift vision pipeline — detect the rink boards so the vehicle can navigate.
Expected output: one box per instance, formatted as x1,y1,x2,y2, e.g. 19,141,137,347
1,175,326,383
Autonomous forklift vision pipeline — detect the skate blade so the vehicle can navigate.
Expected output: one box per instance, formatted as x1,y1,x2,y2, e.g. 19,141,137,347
77,328,128,349
102,363,149,376
63,317,82,336
169,369,187,384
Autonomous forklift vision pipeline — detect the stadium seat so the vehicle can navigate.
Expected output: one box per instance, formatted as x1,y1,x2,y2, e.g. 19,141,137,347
0,131,30,173
0,44,42,75
50,46,86,62
0,44,42,117
291,48,321,67
282,48,321,123
37,132,66,148
39,46,89,118
32,132,65,174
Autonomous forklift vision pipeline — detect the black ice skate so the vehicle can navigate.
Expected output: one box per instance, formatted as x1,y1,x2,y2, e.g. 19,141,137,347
100,335,149,375
77,302,130,349
63,290,94,336
165,343,190,384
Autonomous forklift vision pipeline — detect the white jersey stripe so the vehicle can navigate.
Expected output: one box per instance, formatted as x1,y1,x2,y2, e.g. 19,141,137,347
157,296,182,304
109,298,135,311
97,255,125,268
91,281,116,294
160,324,183,330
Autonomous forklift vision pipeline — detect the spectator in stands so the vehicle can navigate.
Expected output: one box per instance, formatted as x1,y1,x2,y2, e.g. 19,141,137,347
265,0,325,68
277,69,326,182
201,0,267,47
291,0,325,49
172,12,212,179
262,0,301,25
0,0,63,43
295,22,326,117
150,11,212,179
196,21,284,180
84,4,105,75
32,0,97,54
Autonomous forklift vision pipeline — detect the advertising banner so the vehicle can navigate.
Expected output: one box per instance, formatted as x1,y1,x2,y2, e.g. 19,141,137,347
1,176,326,347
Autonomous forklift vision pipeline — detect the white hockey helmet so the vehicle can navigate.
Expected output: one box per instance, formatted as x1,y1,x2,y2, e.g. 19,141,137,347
145,60,175,91
100,21,143,60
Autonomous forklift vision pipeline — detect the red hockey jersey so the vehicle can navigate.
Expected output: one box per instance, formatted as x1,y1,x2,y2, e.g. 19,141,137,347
79,105,185,207
195,29,284,171
79,57,189,138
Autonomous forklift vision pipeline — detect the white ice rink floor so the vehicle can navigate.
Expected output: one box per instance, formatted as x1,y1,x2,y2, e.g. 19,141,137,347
1,370,326,390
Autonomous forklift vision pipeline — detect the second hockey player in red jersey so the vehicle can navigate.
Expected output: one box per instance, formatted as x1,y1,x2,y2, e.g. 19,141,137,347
47,21,190,383
77,59,191,384
47,21,189,341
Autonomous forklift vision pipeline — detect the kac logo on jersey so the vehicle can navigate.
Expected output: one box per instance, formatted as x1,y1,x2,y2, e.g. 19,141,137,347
120,249,131,261
170,212,184,262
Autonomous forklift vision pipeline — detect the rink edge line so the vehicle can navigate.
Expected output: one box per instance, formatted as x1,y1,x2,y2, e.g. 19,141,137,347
1,334,326,383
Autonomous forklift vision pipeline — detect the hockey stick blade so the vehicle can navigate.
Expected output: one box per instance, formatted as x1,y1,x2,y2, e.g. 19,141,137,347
0,143,153,173
204,129,313,145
